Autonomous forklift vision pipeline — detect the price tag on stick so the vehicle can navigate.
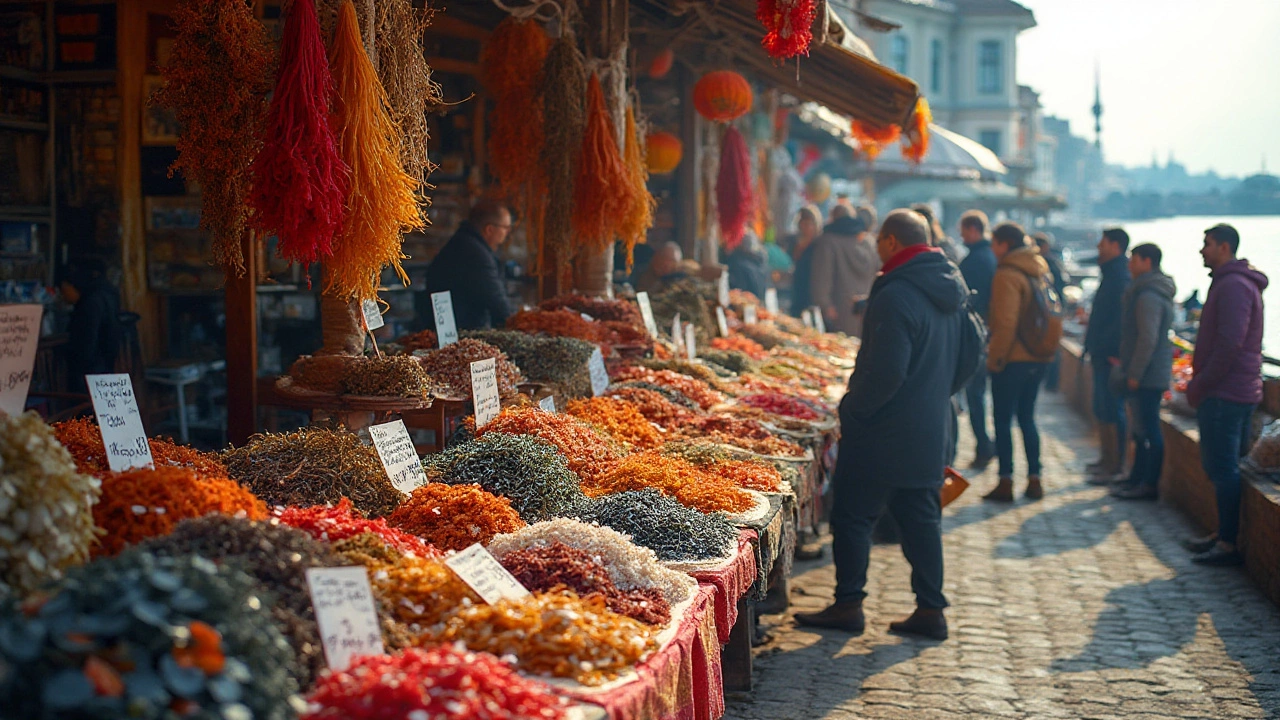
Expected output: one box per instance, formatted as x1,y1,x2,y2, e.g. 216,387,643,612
538,395,557,412
306,566,384,672
800,309,813,328
445,543,530,604
368,420,427,494
470,357,501,428
684,323,697,360
588,347,609,396
744,305,758,325
636,292,658,337
86,373,153,472
718,271,730,307
671,313,682,353
811,307,827,334
764,288,780,314
361,298,384,330
715,306,729,337
0,304,42,416
431,291,458,347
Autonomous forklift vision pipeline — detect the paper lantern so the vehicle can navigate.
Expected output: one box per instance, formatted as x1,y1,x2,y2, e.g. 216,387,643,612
648,48,675,79
693,71,753,123
805,173,831,203
646,131,683,174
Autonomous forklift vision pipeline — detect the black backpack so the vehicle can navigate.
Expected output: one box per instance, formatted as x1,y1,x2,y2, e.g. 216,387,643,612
952,290,989,395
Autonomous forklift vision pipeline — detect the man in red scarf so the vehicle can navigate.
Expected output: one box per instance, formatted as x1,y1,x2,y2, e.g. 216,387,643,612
795,209,969,640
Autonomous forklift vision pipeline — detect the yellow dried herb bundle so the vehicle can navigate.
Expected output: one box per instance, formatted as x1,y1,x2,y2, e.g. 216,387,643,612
618,105,655,271
325,0,422,302
375,0,441,185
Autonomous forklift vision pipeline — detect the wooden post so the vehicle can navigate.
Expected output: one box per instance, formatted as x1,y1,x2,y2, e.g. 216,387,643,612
225,233,258,445
676,63,699,257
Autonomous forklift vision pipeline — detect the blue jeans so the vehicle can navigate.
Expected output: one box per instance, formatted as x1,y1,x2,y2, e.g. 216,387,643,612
991,362,1045,478
1092,359,1127,463
831,479,947,609
1127,388,1165,488
1196,398,1255,545
966,365,995,457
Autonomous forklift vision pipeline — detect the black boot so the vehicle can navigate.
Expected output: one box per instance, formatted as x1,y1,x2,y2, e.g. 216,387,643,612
794,601,865,634
889,608,948,640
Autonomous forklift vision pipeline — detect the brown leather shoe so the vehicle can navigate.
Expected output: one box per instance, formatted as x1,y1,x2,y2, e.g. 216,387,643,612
982,477,1014,502
1025,476,1044,500
889,608,948,640
794,601,865,634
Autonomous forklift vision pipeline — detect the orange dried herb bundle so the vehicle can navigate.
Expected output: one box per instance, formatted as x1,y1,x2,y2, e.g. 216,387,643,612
617,105,655,271
711,335,768,360
324,0,422,302
565,396,663,450
92,466,268,557
850,119,901,161
537,33,586,274
901,96,932,164
604,386,697,430
571,73,629,252
610,367,725,410
584,450,753,514
154,0,275,275
477,407,621,484
387,483,525,552
481,18,550,215
53,417,227,481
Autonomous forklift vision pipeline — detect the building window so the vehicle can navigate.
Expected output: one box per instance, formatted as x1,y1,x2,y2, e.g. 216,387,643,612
978,40,1002,94
979,130,1003,156
930,39,943,93
891,35,909,75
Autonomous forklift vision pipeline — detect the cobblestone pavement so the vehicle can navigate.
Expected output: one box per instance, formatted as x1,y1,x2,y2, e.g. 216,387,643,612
726,391,1280,719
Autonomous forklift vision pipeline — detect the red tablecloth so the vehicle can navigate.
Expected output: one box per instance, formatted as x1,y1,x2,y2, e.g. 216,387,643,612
557,584,724,720
689,530,758,645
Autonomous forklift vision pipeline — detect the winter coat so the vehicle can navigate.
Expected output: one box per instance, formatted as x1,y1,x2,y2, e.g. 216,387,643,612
835,249,968,489
1084,255,1131,360
67,278,122,386
809,217,881,336
987,246,1053,372
1119,270,1177,389
422,222,512,331
1188,259,1269,407
790,241,817,316
958,240,997,318
726,247,769,301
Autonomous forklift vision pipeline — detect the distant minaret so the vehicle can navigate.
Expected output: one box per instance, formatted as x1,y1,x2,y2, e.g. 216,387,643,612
1091,63,1103,151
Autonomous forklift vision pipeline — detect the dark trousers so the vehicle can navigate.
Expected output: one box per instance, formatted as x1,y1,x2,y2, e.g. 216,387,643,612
831,480,947,609
1092,359,1127,461
991,362,1045,478
965,365,995,457
1127,388,1166,488
1196,398,1255,545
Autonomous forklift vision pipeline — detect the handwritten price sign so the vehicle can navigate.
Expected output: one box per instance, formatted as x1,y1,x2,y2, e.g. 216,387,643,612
306,567,384,671
86,373,153,472
368,420,426,494
0,304,41,416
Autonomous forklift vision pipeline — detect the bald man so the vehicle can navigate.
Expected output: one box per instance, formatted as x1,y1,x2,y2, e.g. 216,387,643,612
796,209,969,641
635,242,690,294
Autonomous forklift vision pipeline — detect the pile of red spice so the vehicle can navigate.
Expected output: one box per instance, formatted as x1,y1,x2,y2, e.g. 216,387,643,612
565,396,663,450
500,542,672,626
478,407,622,484
274,498,438,556
609,367,725,409
740,392,822,420
604,387,698,430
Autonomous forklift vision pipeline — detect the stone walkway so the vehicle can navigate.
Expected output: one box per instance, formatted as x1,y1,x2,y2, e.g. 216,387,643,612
726,391,1280,719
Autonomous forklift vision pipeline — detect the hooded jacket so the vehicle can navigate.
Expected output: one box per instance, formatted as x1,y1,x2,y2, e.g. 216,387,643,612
1119,269,1177,389
987,246,1053,372
809,216,881,336
1084,254,1131,359
66,276,122,387
422,221,512,331
1188,259,1269,407
958,239,997,318
836,249,967,489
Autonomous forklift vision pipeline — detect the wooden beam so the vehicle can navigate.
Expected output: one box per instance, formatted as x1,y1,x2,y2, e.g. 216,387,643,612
676,63,698,256
225,232,258,445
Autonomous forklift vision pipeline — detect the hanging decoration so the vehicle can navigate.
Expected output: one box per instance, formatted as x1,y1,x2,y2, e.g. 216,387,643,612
618,106,656,270
756,0,817,60
481,18,552,215
247,0,348,268
571,73,629,252
645,131,682,174
648,48,674,79
716,125,753,251
155,0,275,276
804,172,831,203
693,71,753,123
851,118,902,161
324,0,422,302
375,0,442,186
538,33,587,274
901,96,933,165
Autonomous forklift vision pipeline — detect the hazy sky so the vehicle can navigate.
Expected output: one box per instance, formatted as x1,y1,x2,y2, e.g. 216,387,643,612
1015,0,1280,177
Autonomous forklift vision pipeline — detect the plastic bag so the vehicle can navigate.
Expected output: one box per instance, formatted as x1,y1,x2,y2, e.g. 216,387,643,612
1245,419,1280,473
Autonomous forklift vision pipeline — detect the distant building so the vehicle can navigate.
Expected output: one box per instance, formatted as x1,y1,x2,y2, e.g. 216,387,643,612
1042,115,1106,217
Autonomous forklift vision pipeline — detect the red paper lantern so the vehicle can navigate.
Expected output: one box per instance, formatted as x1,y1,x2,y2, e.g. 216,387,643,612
693,71,753,123
648,48,675,79
646,131,683,174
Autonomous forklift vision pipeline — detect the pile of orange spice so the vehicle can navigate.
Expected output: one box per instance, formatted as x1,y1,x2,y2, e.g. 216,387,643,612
565,396,663,450
603,386,697,430
387,483,525,552
477,407,621,484
53,418,227,481
609,367,725,409
584,450,754,514
710,335,768,360
707,459,784,493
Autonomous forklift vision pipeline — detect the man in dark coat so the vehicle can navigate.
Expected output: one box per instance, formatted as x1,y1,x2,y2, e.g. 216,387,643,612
1084,228,1132,483
421,201,513,331
957,210,997,469
1034,232,1068,391
61,256,122,394
725,231,769,301
795,209,966,641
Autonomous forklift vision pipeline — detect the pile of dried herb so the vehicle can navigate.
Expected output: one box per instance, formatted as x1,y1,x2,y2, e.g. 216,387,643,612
565,396,663,450
341,542,480,631
392,328,437,354
463,330,595,399
274,499,437,557
610,367,725,409
54,417,227,481
576,489,738,562
340,355,435,399
697,348,757,374
387,482,525,551
417,338,523,399
584,450,754,514
474,408,621,486
650,278,714,337
541,294,645,328
423,433,586,522
287,355,357,394
221,428,404,518
500,542,671,626
0,550,303,719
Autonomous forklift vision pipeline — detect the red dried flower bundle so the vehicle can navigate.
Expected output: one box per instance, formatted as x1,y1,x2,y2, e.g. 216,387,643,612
481,18,551,219
716,125,753,250
757,0,817,59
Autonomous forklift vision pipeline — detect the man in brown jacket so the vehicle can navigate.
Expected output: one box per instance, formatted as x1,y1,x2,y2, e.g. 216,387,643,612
983,222,1055,502
810,206,881,337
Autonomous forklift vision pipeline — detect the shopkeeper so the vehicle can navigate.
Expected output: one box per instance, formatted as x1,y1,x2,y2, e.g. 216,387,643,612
60,256,122,394
421,201,514,330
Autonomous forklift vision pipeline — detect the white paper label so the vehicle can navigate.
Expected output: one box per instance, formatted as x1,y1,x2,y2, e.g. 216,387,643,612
445,543,530,604
538,395,557,412
361,298,384,331
306,566,385,672
800,309,813,328
580,312,594,322
764,288,779,314
744,305,758,325
0,304,41,417
368,420,426,494
588,347,609,397
812,307,827,334
86,373,153,472
684,324,697,360
671,313,682,353
715,306,729,337
718,272,730,307
431,291,458,348
470,357,500,428
636,292,658,337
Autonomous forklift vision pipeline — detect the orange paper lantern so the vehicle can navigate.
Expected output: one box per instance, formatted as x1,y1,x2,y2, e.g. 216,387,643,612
646,131,683,174
693,71,753,123
648,48,675,79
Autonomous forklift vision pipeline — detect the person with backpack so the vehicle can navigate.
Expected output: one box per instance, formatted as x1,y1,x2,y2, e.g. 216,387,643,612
983,222,1061,502
1084,228,1133,483
795,209,970,641
957,210,998,470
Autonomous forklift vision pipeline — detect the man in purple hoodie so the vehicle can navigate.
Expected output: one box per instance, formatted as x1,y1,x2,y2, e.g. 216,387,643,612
1184,223,1268,566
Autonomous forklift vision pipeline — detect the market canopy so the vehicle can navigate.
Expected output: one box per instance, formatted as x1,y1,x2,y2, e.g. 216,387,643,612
632,0,921,128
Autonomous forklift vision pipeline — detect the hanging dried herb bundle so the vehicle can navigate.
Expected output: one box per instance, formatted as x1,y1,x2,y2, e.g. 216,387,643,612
374,0,441,185
248,0,348,267
481,18,550,212
572,73,629,252
618,106,655,270
155,0,275,274
324,0,422,302
537,33,585,274
423,433,586,522
716,125,753,251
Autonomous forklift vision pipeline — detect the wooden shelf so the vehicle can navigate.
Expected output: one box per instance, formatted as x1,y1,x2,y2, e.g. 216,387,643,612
0,116,48,132
0,65,116,85
0,65,40,83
